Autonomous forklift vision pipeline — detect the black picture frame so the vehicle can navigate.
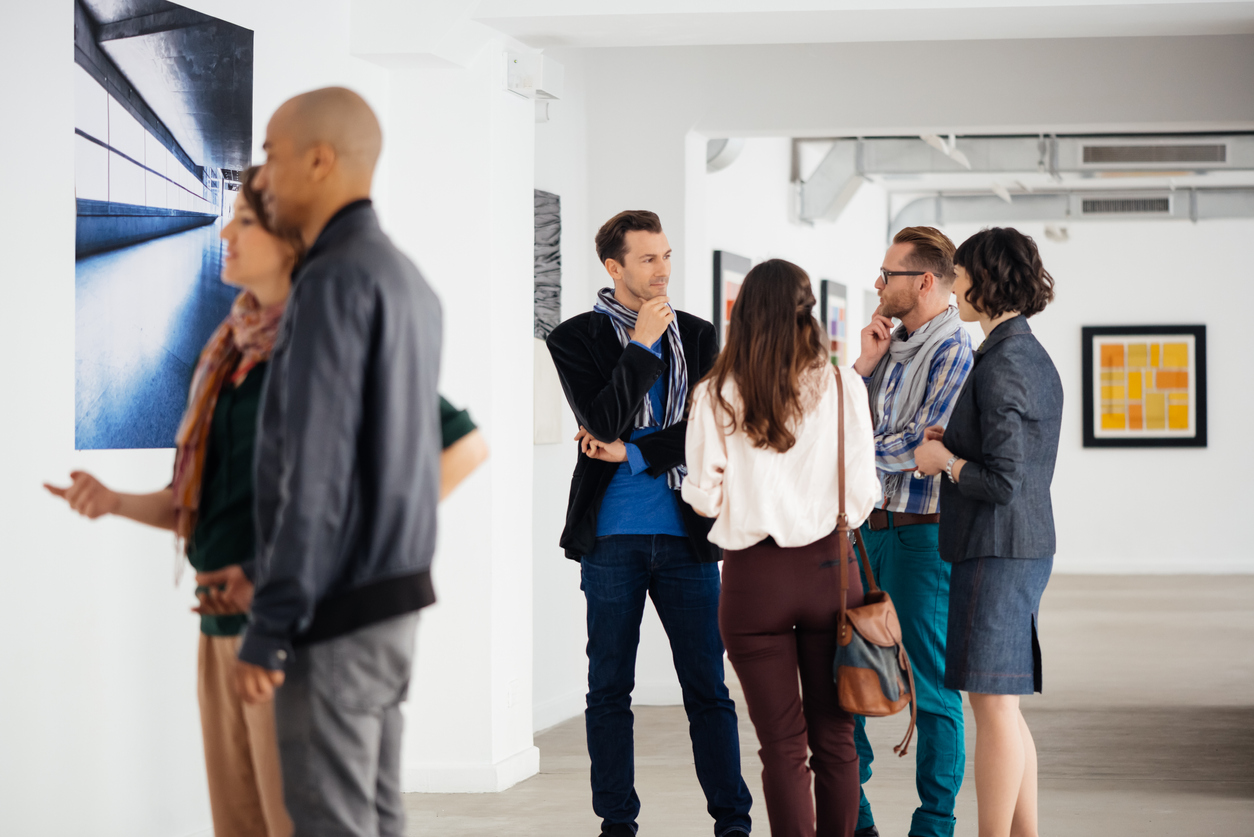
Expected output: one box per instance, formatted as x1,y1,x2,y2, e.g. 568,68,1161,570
1081,325,1207,448
819,279,848,365
712,250,752,349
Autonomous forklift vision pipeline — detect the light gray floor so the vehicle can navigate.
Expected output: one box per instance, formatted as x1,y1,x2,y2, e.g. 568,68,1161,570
404,575,1254,836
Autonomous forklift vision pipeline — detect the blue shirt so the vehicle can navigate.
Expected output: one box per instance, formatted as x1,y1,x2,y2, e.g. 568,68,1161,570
595,338,688,537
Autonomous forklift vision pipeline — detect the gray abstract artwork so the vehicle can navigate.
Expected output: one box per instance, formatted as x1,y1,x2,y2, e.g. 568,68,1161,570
534,189,561,339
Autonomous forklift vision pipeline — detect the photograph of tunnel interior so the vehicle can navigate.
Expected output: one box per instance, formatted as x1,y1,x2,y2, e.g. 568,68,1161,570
73,0,252,450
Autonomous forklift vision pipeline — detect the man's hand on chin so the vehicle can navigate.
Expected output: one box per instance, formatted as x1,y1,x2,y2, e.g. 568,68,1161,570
235,660,286,704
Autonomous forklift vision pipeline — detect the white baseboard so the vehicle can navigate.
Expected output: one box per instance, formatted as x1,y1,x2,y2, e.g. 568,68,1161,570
534,688,585,733
1053,557,1254,574
404,745,540,793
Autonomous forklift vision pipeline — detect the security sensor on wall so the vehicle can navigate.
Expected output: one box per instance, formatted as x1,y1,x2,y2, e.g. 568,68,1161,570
506,53,564,100
1045,225,1069,243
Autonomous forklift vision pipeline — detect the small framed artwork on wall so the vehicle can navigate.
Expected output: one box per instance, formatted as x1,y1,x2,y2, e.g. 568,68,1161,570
713,250,752,349
819,280,849,366
1082,325,1207,448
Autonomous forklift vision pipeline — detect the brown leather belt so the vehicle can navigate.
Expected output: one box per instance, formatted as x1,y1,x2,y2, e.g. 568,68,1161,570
866,509,940,531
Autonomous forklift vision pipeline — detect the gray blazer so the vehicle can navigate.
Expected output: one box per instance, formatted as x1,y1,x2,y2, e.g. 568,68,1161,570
939,316,1062,562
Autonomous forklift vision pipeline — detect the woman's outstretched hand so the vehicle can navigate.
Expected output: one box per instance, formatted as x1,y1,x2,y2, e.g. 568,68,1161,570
43,471,120,519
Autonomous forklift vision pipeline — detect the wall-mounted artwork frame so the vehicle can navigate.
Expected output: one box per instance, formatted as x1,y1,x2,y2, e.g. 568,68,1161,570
819,279,848,366
74,0,253,449
712,250,751,349
1082,325,1207,448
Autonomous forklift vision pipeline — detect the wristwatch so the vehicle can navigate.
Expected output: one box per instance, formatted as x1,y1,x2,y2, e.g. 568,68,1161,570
945,455,959,483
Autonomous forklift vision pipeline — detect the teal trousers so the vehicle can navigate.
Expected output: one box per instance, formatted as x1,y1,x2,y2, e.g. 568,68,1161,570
854,515,965,837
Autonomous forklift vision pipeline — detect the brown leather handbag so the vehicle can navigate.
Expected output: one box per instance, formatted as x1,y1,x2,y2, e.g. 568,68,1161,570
830,368,918,757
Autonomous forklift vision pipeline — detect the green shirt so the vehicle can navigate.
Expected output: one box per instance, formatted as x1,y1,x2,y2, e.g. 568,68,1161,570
440,396,476,448
188,363,267,636
189,382,477,636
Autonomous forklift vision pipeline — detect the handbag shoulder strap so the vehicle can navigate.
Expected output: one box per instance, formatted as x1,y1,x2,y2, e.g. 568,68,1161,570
833,367,882,635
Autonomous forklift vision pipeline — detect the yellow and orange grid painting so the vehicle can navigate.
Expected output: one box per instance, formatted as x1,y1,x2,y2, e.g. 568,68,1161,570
1094,336,1196,437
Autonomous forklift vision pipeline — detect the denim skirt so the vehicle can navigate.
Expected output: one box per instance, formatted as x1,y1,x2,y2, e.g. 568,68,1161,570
943,555,1053,695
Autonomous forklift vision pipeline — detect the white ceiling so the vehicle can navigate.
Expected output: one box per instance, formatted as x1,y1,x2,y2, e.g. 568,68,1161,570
474,0,1254,47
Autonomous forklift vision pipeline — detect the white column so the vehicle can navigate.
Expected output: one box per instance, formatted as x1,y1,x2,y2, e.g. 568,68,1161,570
360,14,539,790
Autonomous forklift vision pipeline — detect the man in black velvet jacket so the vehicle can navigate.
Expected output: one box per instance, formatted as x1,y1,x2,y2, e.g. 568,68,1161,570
546,211,752,837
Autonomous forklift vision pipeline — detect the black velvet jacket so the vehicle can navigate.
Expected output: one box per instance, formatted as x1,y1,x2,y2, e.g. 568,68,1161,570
545,309,720,562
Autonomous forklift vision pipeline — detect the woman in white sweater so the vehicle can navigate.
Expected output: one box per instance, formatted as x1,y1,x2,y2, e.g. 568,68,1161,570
684,259,880,837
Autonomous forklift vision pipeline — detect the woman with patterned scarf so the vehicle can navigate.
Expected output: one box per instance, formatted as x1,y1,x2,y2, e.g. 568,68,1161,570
47,165,490,837
45,166,299,837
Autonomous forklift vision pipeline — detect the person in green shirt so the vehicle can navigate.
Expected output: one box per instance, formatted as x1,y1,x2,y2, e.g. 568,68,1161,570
46,167,489,837
46,166,300,837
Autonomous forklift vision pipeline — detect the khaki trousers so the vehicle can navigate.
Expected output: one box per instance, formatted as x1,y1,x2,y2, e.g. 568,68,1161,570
199,634,293,837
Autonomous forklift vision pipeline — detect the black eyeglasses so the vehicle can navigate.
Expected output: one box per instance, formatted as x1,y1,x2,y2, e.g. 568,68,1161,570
878,268,926,284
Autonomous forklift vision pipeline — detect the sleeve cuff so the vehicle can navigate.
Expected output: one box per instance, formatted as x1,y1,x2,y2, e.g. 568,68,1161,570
630,339,664,359
626,443,649,475
680,480,722,519
239,560,256,583
238,629,294,672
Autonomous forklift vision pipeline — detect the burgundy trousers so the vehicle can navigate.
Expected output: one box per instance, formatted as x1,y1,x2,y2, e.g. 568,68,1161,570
719,530,865,837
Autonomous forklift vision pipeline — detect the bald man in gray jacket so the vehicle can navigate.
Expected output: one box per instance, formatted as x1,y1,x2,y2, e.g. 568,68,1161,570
240,88,442,837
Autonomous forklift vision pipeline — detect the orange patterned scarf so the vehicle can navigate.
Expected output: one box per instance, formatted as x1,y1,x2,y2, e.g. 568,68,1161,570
172,292,285,543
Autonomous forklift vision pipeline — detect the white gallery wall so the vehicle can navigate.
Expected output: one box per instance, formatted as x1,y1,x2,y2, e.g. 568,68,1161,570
703,139,1254,574
1,2,390,834
939,218,1253,573
532,48,595,732
530,33,1254,718
5,1,1254,831
704,136,889,332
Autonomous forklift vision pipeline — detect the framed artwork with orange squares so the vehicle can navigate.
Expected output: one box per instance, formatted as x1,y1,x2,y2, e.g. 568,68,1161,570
1082,325,1207,448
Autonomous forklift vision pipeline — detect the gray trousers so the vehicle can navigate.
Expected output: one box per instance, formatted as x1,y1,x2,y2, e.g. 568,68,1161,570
275,613,421,837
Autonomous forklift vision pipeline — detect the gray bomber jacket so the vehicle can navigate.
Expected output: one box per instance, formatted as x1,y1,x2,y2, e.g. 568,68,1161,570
938,315,1063,562
239,200,443,671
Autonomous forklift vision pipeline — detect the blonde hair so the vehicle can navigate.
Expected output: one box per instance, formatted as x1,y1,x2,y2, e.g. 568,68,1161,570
893,226,956,287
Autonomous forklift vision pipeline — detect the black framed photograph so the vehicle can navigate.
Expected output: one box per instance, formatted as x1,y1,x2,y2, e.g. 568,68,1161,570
1081,325,1207,448
712,250,751,349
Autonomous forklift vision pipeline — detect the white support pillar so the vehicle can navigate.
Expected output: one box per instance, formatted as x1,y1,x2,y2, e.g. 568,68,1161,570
356,4,539,791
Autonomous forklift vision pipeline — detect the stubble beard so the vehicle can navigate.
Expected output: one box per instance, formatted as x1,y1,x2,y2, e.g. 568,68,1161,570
879,287,918,321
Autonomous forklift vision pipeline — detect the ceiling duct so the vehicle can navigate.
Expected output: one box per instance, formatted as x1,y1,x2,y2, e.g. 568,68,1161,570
890,188,1254,237
796,133,1254,223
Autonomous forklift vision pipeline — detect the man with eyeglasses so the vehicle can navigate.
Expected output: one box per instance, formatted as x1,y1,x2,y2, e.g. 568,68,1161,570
850,226,974,837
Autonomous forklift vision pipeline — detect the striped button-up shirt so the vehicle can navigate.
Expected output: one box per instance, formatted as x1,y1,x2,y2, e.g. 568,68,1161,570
863,322,974,515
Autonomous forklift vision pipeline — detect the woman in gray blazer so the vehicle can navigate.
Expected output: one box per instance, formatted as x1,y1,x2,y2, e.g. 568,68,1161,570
915,227,1062,837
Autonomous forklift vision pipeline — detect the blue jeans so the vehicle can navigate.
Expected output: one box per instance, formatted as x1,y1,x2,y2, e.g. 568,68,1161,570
581,534,753,836
854,519,965,837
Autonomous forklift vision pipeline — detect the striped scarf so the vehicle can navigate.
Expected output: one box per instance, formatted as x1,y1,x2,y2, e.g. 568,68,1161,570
593,287,688,489
171,291,285,544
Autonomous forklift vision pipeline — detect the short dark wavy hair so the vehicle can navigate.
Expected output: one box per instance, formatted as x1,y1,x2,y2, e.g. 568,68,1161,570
954,227,1055,318
595,210,663,266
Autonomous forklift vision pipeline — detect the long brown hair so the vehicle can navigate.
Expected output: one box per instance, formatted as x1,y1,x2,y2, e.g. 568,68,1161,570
703,259,827,453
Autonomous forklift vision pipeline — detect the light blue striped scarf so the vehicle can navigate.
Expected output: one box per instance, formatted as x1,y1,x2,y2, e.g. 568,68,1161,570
593,287,688,489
